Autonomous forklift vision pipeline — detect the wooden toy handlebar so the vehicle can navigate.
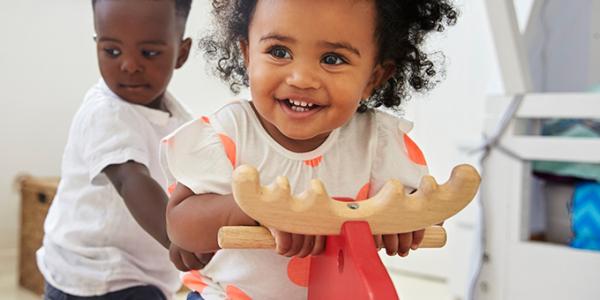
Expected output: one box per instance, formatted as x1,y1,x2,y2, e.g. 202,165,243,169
218,225,447,249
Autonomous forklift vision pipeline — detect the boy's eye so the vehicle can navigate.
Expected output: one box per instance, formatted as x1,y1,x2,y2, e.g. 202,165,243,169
104,48,121,57
142,50,161,58
322,54,345,65
269,47,291,59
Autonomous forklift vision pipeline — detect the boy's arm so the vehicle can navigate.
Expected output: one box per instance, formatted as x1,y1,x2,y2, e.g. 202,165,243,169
103,160,170,248
105,161,209,270
166,183,257,253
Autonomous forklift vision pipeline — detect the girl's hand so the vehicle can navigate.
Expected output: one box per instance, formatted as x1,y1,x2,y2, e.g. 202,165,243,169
373,229,425,257
169,244,214,271
269,228,326,258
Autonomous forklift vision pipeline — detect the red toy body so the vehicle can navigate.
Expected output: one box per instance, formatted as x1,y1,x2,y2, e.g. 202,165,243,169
309,221,399,300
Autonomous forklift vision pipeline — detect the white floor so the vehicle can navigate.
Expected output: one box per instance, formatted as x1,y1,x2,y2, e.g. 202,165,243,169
390,270,452,300
0,248,450,300
0,249,38,300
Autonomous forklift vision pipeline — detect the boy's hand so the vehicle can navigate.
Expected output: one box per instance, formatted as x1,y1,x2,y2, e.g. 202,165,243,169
169,244,214,271
269,228,326,258
374,229,426,257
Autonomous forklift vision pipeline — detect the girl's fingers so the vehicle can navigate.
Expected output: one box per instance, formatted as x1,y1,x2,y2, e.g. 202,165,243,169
382,234,399,256
271,229,292,255
411,229,425,250
284,233,305,257
297,235,315,258
373,234,383,249
311,235,326,256
397,232,413,257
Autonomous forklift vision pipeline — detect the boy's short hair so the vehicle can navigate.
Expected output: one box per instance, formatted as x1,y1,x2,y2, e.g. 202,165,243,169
92,0,192,20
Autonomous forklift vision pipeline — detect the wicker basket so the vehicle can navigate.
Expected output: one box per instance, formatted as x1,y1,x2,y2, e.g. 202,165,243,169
17,176,190,296
18,176,59,295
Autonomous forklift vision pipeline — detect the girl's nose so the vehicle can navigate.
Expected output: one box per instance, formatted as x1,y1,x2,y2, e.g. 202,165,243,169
120,56,143,74
285,64,321,90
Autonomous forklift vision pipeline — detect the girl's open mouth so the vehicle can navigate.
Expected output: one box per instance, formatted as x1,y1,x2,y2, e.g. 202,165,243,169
281,98,320,113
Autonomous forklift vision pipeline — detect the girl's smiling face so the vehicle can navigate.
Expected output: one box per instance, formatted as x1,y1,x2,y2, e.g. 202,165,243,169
241,0,389,152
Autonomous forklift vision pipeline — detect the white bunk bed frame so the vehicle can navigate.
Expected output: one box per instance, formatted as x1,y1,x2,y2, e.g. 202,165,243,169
477,1,600,299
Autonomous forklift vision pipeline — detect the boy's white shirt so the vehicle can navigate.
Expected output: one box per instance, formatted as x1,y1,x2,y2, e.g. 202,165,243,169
37,79,192,299
162,100,428,300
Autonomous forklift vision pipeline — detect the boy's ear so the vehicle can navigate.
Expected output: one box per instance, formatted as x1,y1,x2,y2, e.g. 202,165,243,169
239,40,250,67
362,61,396,100
175,38,192,69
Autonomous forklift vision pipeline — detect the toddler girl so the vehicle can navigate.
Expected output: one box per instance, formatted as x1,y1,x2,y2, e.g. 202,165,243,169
163,0,457,299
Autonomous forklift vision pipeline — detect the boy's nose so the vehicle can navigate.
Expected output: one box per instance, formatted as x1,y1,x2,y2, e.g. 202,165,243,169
120,57,143,74
285,64,321,90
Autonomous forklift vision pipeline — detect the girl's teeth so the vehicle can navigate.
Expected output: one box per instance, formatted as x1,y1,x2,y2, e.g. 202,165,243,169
291,106,308,112
288,99,315,108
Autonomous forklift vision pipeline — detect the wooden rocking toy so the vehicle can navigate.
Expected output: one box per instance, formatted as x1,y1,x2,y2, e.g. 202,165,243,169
218,164,481,300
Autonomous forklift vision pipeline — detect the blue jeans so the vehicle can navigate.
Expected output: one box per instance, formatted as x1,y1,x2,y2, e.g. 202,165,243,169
44,282,166,300
186,291,205,300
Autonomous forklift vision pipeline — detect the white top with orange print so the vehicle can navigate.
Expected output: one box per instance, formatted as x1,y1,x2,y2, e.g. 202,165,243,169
161,100,428,300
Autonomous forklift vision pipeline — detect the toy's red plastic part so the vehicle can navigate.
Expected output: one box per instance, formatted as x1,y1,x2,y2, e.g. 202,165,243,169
308,221,399,300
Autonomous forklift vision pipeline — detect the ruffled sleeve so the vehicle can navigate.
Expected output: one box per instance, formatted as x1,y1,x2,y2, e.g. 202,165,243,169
371,112,429,195
161,117,234,195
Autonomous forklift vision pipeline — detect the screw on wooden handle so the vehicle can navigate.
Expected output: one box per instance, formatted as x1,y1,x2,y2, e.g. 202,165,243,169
218,225,447,249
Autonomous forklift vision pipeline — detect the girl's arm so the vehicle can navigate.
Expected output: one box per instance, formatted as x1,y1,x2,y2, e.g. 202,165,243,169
167,183,257,253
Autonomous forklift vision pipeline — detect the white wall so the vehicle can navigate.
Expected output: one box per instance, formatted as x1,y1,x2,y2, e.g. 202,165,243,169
0,1,234,251
386,1,502,298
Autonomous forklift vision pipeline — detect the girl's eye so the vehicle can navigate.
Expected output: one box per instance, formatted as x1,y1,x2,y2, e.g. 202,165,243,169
322,54,346,65
142,50,161,58
269,47,291,59
104,48,121,57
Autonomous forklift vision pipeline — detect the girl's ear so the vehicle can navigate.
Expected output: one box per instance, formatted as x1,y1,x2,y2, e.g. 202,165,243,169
175,38,192,69
362,61,396,100
239,40,250,67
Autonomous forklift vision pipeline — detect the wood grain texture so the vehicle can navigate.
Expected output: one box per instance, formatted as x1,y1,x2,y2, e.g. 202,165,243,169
230,164,480,235
218,225,447,249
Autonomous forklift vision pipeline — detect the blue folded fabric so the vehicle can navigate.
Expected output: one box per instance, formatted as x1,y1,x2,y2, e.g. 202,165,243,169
570,182,600,251
533,120,600,182
533,84,600,181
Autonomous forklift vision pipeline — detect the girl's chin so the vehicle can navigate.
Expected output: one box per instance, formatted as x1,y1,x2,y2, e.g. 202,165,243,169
279,127,330,143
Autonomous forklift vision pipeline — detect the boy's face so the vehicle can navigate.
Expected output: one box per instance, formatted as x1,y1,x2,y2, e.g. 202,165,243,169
93,0,190,108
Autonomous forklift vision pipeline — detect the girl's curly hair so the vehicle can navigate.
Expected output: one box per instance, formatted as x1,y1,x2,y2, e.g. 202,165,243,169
200,0,457,112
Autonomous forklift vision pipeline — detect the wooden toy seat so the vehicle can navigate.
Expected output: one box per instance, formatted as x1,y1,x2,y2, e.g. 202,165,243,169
219,164,480,299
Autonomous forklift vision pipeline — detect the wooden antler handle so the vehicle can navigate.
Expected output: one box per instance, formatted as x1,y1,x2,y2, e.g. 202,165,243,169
232,164,480,235
218,225,447,249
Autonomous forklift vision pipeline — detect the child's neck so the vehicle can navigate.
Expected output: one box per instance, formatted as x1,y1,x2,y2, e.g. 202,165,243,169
267,125,330,153
250,103,330,153
146,94,170,115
